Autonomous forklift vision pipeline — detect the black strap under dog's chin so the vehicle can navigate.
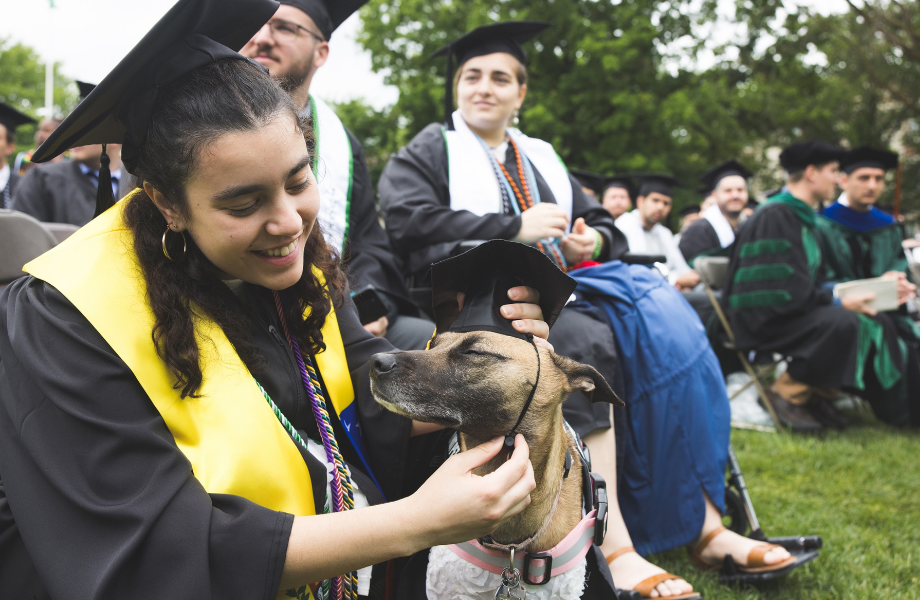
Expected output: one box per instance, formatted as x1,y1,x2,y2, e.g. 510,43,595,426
504,334,541,458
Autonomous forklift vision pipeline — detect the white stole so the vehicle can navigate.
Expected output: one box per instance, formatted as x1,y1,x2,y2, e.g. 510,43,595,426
701,204,736,248
309,95,353,253
444,110,573,229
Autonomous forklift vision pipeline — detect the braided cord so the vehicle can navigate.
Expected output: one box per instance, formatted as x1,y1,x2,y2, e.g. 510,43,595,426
271,290,358,600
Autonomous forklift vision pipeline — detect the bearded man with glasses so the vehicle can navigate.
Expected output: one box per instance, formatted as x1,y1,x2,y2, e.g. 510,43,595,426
241,0,436,351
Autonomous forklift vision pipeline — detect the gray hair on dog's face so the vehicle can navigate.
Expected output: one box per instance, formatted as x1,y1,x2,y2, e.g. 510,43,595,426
369,331,620,439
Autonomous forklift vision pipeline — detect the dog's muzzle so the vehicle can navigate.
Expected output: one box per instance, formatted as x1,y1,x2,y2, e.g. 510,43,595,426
371,352,399,376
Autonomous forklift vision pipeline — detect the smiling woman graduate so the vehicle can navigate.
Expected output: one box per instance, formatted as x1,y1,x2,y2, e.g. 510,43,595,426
0,2,550,599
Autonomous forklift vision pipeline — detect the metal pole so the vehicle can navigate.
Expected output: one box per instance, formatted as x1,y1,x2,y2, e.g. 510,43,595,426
44,59,54,118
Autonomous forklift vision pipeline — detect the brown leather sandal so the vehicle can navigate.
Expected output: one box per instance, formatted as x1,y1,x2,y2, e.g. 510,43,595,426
687,526,798,573
606,546,702,600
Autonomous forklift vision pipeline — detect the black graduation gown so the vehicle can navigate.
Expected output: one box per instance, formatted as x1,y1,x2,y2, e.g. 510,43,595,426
678,218,723,264
723,197,916,425
0,277,410,600
378,123,628,278
339,128,419,318
378,123,629,438
11,161,132,226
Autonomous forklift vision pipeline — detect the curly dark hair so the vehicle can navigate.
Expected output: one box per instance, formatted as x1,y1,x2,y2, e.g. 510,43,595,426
122,58,346,398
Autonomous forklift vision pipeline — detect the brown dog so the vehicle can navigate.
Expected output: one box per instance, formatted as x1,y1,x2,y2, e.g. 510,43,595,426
370,330,621,555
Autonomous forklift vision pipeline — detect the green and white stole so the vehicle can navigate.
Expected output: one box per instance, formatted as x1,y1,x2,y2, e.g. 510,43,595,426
307,95,354,254
443,110,573,227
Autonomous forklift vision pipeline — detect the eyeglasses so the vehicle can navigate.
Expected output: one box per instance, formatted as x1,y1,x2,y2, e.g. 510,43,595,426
265,19,325,44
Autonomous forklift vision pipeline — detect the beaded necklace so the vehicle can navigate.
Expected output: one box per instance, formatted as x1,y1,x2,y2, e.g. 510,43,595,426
479,135,568,269
263,290,358,600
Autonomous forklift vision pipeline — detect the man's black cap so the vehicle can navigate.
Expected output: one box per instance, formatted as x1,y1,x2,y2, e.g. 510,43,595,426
279,0,368,40
0,103,37,137
570,169,605,196
76,81,97,102
604,175,636,199
432,21,550,129
679,204,701,217
779,140,846,173
839,146,898,174
33,0,279,163
430,240,576,340
699,159,752,194
634,173,681,198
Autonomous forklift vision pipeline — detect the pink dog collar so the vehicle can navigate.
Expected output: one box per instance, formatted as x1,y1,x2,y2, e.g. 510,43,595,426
447,509,597,586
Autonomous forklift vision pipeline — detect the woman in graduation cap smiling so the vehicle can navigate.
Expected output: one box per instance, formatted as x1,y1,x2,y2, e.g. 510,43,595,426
0,1,551,599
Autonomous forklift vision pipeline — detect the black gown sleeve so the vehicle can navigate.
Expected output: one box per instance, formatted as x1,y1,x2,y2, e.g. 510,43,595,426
0,278,293,600
678,219,721,263
567,175,629,261
379,124,523,277
9,167,51,222
340,129,419,316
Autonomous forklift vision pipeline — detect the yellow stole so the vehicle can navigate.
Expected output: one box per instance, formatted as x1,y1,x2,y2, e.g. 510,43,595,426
24,191,355,521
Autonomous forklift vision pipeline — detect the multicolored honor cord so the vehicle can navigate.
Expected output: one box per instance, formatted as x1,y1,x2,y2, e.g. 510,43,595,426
269,290,359,600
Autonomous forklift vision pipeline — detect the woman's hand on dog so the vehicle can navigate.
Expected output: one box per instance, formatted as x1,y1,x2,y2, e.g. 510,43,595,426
458,285,554,351
406,434,535,548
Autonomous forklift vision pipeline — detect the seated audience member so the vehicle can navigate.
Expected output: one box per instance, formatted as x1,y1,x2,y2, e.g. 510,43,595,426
13,116,64,176
11,142,131,226
677,204,700,232
0,103,37,208
724,141,920,429
240,0,433,349
679,160,752,265
601,175,635,221
615,174,701,290
380,21,797,597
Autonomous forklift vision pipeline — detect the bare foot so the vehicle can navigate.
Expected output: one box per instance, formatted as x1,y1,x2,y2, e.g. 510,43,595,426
607,548,694,598
694,527,792,567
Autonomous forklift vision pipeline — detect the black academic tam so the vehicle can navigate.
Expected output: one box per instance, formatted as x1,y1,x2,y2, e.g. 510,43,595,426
840,146,898,174
779,140,846,173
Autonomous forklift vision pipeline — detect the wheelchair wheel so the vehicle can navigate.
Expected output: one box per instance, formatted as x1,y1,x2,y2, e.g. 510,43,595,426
723,487,750,535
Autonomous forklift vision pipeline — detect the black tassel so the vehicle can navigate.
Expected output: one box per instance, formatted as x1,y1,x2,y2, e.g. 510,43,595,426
94,143,114,218
444,44,455,131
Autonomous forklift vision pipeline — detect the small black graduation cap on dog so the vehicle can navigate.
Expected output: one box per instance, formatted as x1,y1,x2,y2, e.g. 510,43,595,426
839,146,898,174
32,0,280,218
699,159,752,195
0,103,37,138
430,240,576,340
278,0,368,40
432,21,550,130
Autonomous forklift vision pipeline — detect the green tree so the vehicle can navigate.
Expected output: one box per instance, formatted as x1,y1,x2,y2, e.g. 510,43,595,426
0,38,76,164
332,98,407,186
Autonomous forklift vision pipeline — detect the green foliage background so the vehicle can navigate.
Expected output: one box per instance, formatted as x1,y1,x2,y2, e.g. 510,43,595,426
0,38,77,164
340,0,920,221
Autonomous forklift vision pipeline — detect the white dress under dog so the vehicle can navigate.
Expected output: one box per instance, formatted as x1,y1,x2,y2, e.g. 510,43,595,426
425,545,587,600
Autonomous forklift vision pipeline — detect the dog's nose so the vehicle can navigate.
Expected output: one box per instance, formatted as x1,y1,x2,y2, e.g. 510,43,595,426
372,352,399,376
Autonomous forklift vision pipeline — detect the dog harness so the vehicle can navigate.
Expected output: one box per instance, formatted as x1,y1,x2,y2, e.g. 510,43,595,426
445,422,609,586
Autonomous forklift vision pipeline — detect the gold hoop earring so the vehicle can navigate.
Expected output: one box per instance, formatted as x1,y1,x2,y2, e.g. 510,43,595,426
162,226,187,262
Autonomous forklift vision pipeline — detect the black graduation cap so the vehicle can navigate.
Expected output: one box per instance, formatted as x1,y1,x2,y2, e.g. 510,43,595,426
745,198,759,210
32,0,279,218
279,0,368,40
679,204,701,217
432,21,550,129
699,159,752,194
76,81,96,102
570,169,605,196
603,175,636,199
839,146,898,174
634,173,681,198
430,240,576,340
779,140,846,173
0,102,37,138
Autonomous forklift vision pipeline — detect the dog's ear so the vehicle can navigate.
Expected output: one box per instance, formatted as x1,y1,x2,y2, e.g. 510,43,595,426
551,353,624,406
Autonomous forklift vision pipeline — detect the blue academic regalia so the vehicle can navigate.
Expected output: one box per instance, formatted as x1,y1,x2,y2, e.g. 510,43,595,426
570,262,731,556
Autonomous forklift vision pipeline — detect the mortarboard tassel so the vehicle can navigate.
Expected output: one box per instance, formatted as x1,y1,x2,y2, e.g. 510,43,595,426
94,143,115,218
444,43,454,130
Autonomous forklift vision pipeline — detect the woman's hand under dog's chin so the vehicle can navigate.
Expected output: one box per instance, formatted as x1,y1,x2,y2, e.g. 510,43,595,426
402,434,535,550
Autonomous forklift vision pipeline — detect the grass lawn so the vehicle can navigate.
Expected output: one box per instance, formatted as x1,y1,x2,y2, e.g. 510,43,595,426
645,418,920,599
